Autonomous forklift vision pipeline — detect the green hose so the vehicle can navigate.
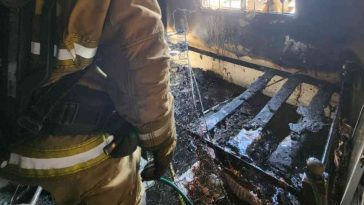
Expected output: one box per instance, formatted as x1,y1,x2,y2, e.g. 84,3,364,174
158,176,194,205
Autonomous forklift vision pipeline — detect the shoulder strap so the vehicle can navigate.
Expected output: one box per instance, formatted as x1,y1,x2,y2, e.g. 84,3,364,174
0,1,34,138
18,0,57,112
17,66,92,137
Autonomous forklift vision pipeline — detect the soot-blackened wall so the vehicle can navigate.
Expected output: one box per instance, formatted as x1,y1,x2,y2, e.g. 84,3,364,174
166,0,364,73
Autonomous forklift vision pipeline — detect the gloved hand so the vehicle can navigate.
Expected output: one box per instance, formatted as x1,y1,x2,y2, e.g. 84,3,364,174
103,119,139,158
141,135,176,181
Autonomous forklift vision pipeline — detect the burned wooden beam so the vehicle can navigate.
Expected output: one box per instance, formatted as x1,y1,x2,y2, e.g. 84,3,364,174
202,72,275,132
247,77,301,129
269,86,334,172
227,78,300,156
289,86,334,134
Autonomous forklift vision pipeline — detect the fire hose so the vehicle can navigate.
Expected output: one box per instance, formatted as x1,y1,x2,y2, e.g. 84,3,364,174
158,176,194,205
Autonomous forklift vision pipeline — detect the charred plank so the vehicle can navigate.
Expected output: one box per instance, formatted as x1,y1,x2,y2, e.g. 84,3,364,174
269,86,334,172
202,72,275,131
227,78,300,156
289,86,334,134
247,77,301,129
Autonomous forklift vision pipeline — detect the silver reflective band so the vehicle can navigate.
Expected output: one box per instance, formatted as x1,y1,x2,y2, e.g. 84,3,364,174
31,42,59,57
8,135,113,170
74,43,97,59
31,42,40,55
96,65,108,78
139,122,170,141
57,43,97,60
31,42,97,60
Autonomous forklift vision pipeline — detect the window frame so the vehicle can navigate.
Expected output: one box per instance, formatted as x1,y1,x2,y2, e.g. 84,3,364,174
200,0,296,16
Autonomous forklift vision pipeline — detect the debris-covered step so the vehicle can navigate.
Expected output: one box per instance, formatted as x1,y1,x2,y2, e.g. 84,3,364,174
269,86,334,173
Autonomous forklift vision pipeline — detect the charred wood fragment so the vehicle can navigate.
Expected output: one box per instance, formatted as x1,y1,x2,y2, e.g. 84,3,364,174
226,78,300,156
202,71,275,132
247,77,301,129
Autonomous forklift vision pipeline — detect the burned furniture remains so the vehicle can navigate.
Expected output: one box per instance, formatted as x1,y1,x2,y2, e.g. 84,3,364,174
190,67,342,204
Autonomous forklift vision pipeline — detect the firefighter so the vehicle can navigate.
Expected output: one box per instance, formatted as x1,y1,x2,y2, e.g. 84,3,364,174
0,0,176,205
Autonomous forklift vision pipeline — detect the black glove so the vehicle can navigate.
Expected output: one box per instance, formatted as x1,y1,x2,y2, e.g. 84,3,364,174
103,121,138,158
141,136,176,181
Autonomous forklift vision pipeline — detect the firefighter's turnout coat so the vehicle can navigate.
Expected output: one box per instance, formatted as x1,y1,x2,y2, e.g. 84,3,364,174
0,0,176,204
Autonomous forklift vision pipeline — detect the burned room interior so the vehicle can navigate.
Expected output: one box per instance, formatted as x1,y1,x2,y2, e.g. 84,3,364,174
0,0,364,204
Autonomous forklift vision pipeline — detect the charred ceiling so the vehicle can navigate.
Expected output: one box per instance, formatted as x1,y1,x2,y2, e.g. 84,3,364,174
166,0,364,73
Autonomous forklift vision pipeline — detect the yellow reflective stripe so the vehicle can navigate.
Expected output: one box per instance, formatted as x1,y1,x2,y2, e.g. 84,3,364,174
3,154,108,178
50,58,91,82
3,135,113,178
30,41,96,84
74,56,94,67
35,0,44,15
55,59,76,67
66,33,99,48
9,136,112,170
11,134,108,158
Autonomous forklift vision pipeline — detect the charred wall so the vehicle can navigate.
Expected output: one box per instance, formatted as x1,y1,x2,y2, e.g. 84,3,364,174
166,0,364,73
164,0,364,124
